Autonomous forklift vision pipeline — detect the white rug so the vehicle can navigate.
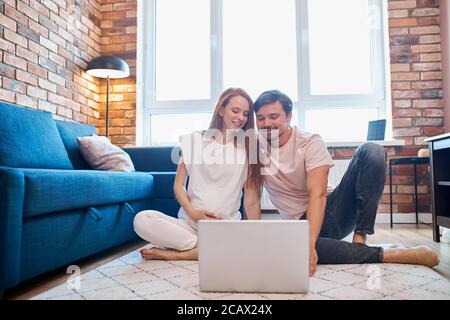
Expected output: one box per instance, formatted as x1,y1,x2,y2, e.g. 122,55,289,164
31,247,450,300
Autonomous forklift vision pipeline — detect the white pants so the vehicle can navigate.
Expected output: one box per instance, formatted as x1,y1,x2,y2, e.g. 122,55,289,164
133,210,197,251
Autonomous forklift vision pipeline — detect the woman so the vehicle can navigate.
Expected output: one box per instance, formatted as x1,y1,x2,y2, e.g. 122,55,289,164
133,88,261,260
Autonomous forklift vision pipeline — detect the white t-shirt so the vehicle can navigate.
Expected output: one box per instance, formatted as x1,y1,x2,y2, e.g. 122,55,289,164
261,127,334,219
178,131,248,227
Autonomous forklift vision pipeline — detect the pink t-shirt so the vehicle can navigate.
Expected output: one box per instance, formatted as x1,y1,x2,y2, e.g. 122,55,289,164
262,127,334,219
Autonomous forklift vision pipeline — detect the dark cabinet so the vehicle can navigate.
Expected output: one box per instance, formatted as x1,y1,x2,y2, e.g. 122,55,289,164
426,133,450,242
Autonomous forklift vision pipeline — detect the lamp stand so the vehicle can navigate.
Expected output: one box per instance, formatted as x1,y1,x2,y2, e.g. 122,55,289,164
106,76,110,138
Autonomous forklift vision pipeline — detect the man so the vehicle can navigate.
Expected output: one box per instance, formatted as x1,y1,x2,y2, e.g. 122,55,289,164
253,90,389,275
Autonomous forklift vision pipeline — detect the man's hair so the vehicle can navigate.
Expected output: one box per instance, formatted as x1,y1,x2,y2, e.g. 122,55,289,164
254,90,293,115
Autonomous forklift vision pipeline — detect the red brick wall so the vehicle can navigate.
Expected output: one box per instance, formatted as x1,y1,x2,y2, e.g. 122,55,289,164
0,0,102,123
440,0,450,132
389,0,444,148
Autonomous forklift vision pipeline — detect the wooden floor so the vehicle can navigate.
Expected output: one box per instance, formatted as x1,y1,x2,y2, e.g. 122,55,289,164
3,224,450,300
365,224,450,280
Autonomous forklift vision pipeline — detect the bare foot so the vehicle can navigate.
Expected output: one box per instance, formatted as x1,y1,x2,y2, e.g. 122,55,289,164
352,232,367,245
383,245,440,268
140,248,177,260
139,247,198,261
412,245,440,268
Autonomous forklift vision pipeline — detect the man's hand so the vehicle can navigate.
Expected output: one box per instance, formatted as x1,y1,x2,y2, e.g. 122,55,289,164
309,244,318,276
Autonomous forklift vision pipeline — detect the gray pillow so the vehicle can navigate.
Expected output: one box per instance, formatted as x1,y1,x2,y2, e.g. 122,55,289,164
77,135,135,172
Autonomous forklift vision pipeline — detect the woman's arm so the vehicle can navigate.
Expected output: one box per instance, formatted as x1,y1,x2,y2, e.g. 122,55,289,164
173,157,220,221
173,157,195,216
243,183,261,220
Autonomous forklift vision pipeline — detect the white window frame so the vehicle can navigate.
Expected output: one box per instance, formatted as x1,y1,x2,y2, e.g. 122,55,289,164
296,0,389,130
137,0,390,145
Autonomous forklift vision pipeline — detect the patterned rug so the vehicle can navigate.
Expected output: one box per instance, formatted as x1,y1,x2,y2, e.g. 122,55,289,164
31,247,450,300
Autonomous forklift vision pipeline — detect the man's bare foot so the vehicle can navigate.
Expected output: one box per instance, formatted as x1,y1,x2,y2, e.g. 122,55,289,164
383,245,440,268
352,231,367,245
413,245,440,268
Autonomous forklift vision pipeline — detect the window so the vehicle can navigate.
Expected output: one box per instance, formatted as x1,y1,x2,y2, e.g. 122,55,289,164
155,0,211,101
223,0,298,100
140,0,388,144
305,108,379,142
308,0,373,95
150,113,212,144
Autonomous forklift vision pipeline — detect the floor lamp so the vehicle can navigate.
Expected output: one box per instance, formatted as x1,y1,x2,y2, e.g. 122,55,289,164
86,56,130,138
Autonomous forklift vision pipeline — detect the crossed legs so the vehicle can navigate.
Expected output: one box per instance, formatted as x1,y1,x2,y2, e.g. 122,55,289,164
133,210,198,260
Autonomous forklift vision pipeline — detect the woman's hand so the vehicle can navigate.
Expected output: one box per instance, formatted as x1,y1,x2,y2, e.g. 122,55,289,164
188,209,222,222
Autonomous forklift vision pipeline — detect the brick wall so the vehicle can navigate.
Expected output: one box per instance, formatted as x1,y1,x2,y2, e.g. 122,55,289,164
0,0,102,123
389,0,444,147
441,0,450,132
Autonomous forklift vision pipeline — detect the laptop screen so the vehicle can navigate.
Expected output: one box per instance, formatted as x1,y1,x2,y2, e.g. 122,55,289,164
367,119,386,141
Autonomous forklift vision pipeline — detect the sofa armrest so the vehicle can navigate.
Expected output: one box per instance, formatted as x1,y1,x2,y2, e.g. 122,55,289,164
0,166,25,289
123,146,180,172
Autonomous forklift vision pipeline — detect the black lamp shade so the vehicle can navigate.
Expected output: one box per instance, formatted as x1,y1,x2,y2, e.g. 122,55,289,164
86,55,130,79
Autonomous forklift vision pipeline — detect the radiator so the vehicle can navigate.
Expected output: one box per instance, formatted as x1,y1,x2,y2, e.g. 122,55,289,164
261,159,351,210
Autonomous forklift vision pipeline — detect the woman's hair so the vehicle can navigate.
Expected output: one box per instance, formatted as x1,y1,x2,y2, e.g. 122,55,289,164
208,88,262,192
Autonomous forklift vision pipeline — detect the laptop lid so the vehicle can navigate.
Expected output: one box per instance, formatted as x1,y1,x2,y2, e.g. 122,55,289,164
367,119,386,141
198,220,310,293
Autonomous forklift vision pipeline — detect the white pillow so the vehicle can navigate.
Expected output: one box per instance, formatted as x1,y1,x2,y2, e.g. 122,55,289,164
77,135,135,172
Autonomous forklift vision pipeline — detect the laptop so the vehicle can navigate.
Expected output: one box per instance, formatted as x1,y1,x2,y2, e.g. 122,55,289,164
197,220,310,293
367,119,386,141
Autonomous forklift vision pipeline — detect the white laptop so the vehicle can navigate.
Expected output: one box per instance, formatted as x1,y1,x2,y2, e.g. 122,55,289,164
198,220,309,293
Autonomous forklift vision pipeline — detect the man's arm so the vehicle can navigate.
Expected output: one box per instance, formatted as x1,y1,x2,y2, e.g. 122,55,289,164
306,165,330,275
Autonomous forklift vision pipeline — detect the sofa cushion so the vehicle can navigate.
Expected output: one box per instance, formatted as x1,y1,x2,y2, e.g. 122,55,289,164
0,102,73,169
77,135,135,172
55,120,97,169
22,169,154,217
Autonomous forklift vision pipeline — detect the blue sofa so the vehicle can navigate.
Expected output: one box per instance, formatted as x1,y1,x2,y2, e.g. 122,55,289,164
0,102,180,295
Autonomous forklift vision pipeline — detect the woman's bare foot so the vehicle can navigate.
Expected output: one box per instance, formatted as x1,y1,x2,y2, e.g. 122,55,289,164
140,248,176,260
383,245,439,268
140,247,198,260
